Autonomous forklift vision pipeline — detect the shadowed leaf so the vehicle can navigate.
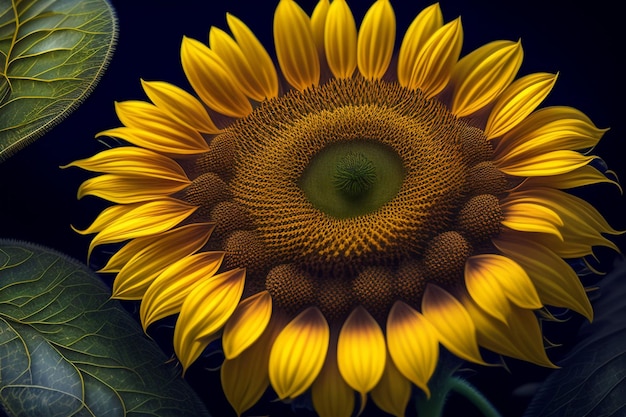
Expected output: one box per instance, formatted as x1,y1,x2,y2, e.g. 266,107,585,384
0,0,117,161
523,259,626,417
0,240,211,417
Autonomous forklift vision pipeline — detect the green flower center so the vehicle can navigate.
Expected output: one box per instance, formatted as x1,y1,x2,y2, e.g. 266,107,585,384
299,140,404,218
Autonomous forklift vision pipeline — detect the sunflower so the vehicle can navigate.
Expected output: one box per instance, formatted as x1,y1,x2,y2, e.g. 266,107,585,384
66,0,621,416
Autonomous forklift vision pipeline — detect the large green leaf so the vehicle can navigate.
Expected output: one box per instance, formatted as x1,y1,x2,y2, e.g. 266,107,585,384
0,240,211,417
0,0,117,161
523,260,626,417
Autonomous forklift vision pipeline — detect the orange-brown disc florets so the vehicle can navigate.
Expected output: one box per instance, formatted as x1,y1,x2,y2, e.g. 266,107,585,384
187,76,507,318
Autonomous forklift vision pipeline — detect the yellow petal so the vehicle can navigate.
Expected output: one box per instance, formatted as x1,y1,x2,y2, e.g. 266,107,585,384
222,291,273,359
181,36,252,117
112,101,210,152
498,150,595,177
173,268,246,370
484,73,558,139
310,0,330,58
386,301,438,397
222,316,284,416
88,198,197,260
140,80,221,134
463,296,555,368
226,13,279,99
139,251,226,329
111,223,214,299
273,0,320,90
311,342,355,417
408,18,463,98
527,188,622,236
100,222,214,274
493,236,593,321
422,284,484,364
77,174,190,203
501,200,563,239
72,204,137,237
337,306,386,412
269,306,329,399
397,3,443,87
506,188,622,251
496,106,607,159
357,0,395,79
209,27,269,102
324,0,357,79
464,259,512,324
370,351,411,417
95,126,208,155
466,254,542,314
519,164,621,192
451,40,523,117
63,146,187,179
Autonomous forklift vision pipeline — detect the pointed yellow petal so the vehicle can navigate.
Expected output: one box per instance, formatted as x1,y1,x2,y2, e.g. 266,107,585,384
173,268,246,370
496,106,607,159
311,343,355,417
310,0,330,58
386,301,438,397
95,126,208,155
357,0,395,79
88,198,197,260
485,72,558,139
111,223,214,299
466,254,542,313
100,222,213,274
534,188,622,236
269,306,329,399
397,3,443,87
506,188,622,252
370,351,411,417
209,27,269,102
72,204,135,235
226,13,279,99
519,164,621,192
498,150,595,177
422,284,484,364
63,147,187,179
273,0,320,90
464,258,512,324
77,174,190,204
493,236,593,321
337,306,386,411
324,0,357,79
140,80,221,134
139,251,226,329
408,18,463,98
222,316,284,416
463,296,555,368
222,291,273,359
181,36,252,117
501,200,563,239
451,40,523,117
112,101,210,152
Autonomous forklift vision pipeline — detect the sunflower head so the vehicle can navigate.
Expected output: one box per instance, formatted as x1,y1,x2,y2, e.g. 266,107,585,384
66,0,621,416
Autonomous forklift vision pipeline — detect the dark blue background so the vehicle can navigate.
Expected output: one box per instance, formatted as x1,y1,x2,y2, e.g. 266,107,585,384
0,1,623,416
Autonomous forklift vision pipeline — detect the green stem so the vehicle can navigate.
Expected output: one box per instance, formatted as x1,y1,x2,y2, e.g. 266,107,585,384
415,376,502,417
447,377,502,417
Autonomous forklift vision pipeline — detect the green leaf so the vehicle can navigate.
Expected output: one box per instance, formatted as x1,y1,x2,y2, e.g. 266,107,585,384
0,0,117,162
523,260,626,417
0,240,211,417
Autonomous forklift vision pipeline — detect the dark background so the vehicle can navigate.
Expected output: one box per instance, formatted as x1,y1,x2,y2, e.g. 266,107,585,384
0,1,624,416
